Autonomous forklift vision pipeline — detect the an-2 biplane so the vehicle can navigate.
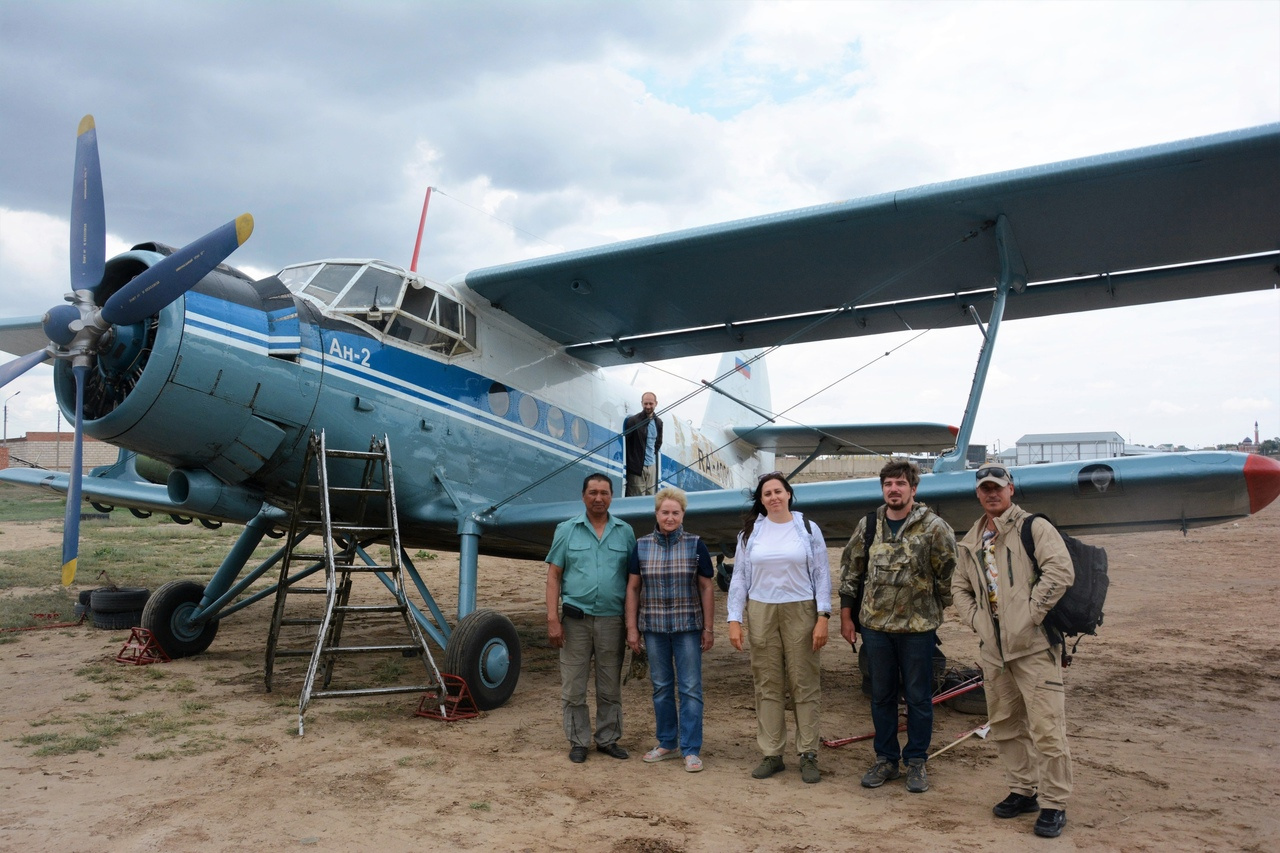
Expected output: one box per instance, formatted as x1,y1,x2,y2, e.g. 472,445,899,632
1,117,1278,710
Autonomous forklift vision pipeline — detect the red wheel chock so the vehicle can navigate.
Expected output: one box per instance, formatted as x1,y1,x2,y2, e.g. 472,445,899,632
414,674,480,721
115,627,171,665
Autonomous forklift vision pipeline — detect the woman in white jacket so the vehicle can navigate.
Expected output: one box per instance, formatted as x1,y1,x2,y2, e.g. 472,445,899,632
727,472,832,783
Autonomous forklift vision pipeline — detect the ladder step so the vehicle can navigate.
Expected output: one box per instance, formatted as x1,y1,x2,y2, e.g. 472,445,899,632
272,648,317,658
283,586,328,595
290,552,329,562
324,449,383,460
329,524,393,535
328,486,390,495
310,685,434,699
335,604,405,614
320,644,421,655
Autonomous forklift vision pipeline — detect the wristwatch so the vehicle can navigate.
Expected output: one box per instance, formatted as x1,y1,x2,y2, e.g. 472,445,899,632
818,612,831,619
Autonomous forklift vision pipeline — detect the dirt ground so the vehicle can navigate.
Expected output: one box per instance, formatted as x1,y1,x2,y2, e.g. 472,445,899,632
1,502,1277,852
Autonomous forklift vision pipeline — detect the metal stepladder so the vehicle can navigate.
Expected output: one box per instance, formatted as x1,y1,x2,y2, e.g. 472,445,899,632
264,431,446,735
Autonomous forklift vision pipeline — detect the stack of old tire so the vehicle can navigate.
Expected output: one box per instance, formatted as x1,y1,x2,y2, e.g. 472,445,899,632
75,587,151,629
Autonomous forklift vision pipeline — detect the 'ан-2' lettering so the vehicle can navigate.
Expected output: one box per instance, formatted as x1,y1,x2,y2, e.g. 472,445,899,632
328,337,371,366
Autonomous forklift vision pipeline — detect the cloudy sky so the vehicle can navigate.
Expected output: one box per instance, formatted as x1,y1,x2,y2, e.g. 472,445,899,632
1,0,1277,452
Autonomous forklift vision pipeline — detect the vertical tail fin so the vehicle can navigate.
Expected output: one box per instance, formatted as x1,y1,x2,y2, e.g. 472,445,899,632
702,350,772,433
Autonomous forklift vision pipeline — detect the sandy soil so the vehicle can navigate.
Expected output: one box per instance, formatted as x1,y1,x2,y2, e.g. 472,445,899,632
1,502,1277,852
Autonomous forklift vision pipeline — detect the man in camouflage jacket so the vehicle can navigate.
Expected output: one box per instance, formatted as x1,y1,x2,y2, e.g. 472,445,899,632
839,460,957,793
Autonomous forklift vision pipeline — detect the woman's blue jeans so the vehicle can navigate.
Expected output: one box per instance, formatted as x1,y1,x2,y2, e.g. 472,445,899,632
645,630,704,755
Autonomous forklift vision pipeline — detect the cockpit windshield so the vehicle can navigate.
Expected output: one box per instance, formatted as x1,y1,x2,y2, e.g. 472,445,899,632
277,260,477,357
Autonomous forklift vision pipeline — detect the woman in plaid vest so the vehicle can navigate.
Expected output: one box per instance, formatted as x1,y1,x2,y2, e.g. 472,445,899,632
625,487,716,773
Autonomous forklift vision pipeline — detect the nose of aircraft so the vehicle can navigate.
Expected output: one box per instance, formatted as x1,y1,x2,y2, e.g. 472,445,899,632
1244,453,1280,515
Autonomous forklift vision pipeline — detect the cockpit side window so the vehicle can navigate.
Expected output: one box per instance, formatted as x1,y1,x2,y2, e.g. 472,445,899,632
335,266,404,312
300,264,360,305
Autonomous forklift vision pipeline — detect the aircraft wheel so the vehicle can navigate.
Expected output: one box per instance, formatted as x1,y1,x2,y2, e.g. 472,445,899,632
141,580,219,658
443,609,521,711
715,558,733,593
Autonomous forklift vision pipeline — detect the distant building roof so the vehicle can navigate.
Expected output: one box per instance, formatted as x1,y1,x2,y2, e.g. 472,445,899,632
1016,432,1125,444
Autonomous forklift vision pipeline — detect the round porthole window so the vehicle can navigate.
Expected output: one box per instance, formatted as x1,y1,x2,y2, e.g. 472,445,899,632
547,407,565,438
518,393,540,428
488,383,510,417
571,416,590,448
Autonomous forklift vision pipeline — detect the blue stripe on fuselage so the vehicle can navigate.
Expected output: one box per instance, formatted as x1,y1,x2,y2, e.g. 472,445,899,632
183,292,721,491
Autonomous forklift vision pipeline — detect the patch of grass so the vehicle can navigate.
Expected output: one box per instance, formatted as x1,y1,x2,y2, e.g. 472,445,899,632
136,749,175,761
469,802,491,811
371,658,406,684
64,692,93,703
0,589,77,627
0,484,70,521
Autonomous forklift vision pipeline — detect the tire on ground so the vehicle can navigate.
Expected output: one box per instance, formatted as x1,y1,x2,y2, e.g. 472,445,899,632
90,587,150,613
443,609,521,711
140,580,219,658
92,609,143,630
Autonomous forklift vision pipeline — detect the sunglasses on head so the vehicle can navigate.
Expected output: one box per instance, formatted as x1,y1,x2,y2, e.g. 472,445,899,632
757,471,785,482
975,465,1010,480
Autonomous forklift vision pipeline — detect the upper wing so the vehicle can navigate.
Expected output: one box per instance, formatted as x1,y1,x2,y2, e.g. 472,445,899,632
463,124,1280,366
730,422,959,456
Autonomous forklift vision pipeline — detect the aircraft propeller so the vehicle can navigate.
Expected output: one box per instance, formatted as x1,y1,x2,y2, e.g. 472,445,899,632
0,115,253,585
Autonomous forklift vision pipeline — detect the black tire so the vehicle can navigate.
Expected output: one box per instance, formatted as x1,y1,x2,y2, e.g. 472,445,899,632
77,588,100,606
715,558,733,593
92,609,142,630
90,587,150,613
946,686,988,716
942,666,988,715
140,580,218,658
443,609,521,711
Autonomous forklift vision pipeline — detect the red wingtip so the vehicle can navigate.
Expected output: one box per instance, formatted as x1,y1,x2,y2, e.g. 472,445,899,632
948,425,959,437
1244,453,1280,515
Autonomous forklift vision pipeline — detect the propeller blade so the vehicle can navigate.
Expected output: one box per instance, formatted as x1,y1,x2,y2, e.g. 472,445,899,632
61,364,88,586
71,116,106,294
0,349,51,389
100,214,253,327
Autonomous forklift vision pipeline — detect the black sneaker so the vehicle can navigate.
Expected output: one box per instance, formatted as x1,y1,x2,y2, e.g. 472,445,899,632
860,759,901,788
993,792,1040,818
1034,808,1066,838
569,746,588,763
905,759,928,793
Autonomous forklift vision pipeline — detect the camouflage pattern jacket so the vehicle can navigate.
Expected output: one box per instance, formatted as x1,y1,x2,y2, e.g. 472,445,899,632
838,502,957,634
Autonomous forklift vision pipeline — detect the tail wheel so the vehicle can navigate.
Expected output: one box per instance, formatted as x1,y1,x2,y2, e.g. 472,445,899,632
141,580,218,658
443,609,521,710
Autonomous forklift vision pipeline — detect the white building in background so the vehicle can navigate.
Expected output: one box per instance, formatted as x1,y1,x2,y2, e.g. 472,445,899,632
1015,431,1161,465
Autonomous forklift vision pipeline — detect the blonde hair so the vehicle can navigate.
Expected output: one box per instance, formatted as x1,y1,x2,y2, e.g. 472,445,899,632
654,486,687,512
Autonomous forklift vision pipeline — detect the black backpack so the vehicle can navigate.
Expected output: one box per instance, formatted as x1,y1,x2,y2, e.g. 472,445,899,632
1020,513,1109,653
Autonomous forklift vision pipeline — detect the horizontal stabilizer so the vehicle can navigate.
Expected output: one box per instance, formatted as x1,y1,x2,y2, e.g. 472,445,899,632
728,423,959,456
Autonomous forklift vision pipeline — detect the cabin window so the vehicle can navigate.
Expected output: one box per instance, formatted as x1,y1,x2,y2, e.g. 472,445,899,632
488,383,511,417
518,393,540,429
571,416,590,449
547,407,565,439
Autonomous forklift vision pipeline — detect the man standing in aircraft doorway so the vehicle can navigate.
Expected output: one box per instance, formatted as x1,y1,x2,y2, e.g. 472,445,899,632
546,473,637,763
839,459,956,795
624,392,663,496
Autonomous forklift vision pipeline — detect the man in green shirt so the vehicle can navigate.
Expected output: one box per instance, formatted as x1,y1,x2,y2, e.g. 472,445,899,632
546,473,637,763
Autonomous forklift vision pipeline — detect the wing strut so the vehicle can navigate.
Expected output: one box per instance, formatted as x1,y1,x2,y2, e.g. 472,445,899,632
933,215,1023,473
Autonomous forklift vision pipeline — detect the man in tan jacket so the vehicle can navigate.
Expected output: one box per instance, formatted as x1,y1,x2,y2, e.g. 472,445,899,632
952,465,1074,839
